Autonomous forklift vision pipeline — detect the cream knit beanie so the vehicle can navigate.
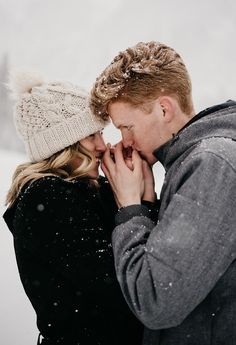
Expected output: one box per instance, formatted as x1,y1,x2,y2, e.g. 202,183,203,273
9,71,108,162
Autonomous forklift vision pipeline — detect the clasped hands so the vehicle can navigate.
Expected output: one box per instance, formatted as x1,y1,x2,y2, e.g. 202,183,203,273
101,141,156,208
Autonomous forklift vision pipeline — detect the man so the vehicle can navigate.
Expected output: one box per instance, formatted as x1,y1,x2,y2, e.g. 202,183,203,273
89,41,236,344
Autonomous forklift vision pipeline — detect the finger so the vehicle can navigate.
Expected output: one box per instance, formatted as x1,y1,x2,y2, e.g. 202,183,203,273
113,142,127,167
141,160,155,190
101,161,115,189
102,145,116,173
124,158,134,171
142,161,150,180
131,149,143,170
101,161,110,179
142,159,151,174
101,162,120,205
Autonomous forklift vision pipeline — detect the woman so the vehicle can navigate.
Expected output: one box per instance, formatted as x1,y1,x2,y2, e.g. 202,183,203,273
3,73,145,345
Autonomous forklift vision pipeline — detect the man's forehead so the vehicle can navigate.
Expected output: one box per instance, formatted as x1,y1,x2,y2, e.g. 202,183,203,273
109,104,126,123
108,101,134,114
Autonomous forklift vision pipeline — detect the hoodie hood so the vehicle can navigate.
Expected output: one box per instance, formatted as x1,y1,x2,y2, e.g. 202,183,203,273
153,100,236,169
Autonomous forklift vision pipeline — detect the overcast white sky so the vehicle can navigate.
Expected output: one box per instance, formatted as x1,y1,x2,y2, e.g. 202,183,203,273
0,1,236,344
1,0,236,110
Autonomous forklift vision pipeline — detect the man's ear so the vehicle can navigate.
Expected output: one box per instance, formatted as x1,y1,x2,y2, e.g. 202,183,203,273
158,96,176,123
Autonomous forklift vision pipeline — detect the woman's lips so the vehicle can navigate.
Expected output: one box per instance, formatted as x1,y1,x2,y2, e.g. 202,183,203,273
96,158,101,165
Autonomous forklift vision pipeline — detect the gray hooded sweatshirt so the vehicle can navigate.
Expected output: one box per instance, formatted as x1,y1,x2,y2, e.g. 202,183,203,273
112,100,236,345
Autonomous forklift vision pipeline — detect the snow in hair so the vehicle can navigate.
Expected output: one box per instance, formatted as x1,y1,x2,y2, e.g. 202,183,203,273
7,69,44,98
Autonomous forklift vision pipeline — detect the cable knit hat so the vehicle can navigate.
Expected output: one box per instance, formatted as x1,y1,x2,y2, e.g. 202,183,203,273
9,71,108,162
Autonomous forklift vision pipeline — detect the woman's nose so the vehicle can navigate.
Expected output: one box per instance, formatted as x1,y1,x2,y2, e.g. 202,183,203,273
96,134,106,151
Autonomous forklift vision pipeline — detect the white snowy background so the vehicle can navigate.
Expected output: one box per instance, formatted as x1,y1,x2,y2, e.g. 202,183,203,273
0,0,236,344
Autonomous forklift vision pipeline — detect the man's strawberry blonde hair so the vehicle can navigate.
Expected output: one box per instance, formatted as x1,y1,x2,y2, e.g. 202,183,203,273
90,41,193,119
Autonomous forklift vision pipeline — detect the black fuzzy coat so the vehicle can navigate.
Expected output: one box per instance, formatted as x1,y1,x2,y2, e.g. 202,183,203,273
3,176,144,345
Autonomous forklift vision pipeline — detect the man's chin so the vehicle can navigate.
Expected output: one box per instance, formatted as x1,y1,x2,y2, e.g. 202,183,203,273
139,152,157,166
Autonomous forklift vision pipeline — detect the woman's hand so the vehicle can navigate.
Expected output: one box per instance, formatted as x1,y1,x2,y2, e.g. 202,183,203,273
101,142,144,208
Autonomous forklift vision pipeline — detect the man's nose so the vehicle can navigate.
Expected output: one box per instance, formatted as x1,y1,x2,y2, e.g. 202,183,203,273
122,133,134,148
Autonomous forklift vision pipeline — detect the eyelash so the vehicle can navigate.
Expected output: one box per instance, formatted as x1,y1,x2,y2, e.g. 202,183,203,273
89,130,103,138
123,125,133,131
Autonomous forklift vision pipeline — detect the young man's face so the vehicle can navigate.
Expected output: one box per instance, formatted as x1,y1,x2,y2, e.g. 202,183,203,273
108,100,170,165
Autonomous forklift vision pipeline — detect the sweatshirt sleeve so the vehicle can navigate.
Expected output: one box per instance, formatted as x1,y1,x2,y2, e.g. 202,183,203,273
112,150,236,329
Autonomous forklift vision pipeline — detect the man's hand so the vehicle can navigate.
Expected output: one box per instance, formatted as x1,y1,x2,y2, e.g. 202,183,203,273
142,160,156,203
101,142,144,208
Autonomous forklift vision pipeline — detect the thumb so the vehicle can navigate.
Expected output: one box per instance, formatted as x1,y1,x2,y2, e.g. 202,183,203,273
132,149,143,170
142,159,153,177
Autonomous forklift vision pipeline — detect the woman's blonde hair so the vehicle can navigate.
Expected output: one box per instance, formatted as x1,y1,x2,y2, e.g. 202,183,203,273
90,41,193,119
6,141,97,207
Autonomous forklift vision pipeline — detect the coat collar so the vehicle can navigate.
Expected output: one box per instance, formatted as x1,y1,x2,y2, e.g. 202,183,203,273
153,100,236,169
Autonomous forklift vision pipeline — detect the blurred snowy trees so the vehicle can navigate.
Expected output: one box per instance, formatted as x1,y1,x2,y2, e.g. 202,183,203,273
0,54,25,153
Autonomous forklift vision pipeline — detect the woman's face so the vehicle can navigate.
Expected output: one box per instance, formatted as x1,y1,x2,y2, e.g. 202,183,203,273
70,131,106,178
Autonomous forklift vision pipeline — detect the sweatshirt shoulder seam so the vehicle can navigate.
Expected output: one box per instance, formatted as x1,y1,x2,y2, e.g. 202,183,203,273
191,146,236,175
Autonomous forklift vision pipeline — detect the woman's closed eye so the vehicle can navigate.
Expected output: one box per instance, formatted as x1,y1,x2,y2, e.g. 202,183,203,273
89,130,104,138
123,125,133,131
